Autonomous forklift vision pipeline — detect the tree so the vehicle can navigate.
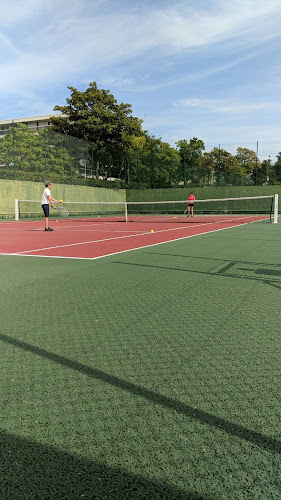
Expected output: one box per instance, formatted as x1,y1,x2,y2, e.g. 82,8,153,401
50,82,143,179
272,152,281,184
138,134,162,189
153,141,180,187
0,125,72,183
176,138,205,186
126,135,149,188
235,147,259,177
255,159,270,185
202,148,239,185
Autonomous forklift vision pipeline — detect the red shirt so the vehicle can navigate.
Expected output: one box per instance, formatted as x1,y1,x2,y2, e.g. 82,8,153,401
188,195,195,203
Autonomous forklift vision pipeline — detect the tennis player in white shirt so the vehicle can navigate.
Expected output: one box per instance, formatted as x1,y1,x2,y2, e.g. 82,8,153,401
41,181,61,231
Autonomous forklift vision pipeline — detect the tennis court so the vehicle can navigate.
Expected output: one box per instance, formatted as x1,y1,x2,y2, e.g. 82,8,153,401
0,214,271,259
1,199,280,499
1,194,277,259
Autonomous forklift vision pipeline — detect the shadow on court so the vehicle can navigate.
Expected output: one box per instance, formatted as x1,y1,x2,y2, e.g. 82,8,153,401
147,252,281,269
1,431,197,499
115,258,281,290
0,333,280,456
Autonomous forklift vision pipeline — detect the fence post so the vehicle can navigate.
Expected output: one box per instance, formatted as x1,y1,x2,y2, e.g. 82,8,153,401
183,153,186,187
218,144,221,186
255,141,258,185
44,129,47,180
12,120,16,181
69,135,73,185
91,144,94,188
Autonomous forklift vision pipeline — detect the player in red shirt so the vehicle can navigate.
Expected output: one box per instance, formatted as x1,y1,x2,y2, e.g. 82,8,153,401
187,192,195,217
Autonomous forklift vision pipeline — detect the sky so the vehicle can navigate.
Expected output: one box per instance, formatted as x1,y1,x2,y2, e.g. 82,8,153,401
1,0,281,152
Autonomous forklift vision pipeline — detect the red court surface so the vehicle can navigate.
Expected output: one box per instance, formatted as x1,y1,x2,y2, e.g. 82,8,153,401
0,215,268,260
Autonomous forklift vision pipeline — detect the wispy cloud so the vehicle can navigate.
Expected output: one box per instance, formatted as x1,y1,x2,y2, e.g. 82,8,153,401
0,32,23,56
173,98,274,114
1,0,281,142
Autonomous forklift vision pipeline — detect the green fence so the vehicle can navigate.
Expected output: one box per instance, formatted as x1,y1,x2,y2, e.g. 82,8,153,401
0,179,126,219
126,186,281,206
0,124,125,189
1,123,281,189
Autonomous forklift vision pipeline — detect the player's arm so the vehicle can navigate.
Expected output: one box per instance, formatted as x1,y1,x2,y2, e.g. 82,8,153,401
49,195,62,203
47,195,57,209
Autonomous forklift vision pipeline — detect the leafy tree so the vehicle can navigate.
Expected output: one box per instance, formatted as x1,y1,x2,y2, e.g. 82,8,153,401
138,134,162,189
236,147,259,177
255,159,270,185
0,125,72,182
274,153,281,183
201,147,236,185
125,133,180,188
153,141,180,187
50,82,143,179
176,138,205,186
126,135,149,187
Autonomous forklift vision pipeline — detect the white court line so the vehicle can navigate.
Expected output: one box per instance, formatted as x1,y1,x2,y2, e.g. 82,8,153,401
0,217,267,260
54,225,146,233
14,226,189,254
12,215,263,255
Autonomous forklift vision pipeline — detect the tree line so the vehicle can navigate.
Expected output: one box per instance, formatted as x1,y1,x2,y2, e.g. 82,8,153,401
1,81,281,188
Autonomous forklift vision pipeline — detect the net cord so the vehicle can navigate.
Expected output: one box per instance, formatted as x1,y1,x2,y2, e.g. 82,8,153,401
14,195,279,223
126,195,275,205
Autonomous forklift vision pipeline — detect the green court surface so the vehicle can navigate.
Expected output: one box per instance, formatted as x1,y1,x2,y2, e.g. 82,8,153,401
1,221,280,499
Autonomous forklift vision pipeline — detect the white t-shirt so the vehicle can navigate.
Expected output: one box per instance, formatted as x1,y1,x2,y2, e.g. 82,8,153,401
41,188,51,205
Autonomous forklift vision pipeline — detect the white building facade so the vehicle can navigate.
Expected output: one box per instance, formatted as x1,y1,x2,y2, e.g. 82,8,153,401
0,114,67,136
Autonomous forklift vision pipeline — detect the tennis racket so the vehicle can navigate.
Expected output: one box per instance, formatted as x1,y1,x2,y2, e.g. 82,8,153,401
184,207,188,214
57,206,69,218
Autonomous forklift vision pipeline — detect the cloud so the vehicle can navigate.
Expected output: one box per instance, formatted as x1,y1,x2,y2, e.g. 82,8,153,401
4,0,281,71
173,98,273,114
1,0,278,100
0,32,22,57
1,0,281,144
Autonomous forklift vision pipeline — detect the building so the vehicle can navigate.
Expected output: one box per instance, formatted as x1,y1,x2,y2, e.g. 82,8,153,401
0,114,68,136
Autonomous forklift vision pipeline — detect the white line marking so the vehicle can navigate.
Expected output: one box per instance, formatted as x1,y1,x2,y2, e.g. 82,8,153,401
14,215,265,255
0,253,90,259
56,227,145,233
87,218,268,260
14,226,189,254
2,217,268,260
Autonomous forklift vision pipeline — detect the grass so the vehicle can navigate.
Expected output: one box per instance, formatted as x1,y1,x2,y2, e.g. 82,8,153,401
0,221,280,499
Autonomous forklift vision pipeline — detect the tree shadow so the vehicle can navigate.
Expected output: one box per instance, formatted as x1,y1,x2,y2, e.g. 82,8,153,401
1,430,202,499
0,333,280,455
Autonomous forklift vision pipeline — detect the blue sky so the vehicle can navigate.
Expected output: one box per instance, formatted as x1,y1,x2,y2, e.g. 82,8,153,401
1,0,281,152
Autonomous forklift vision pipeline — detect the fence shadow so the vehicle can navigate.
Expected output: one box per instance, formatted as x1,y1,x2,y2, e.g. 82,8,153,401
0,332,280,455
115,259,281,290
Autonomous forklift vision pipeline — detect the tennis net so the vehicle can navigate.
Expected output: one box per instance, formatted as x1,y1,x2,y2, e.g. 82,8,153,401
15,195,278,223
15,199,127,222
126,195,278,223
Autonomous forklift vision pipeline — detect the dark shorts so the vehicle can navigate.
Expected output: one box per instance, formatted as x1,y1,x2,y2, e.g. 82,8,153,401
42,204,49,217
188,203,194,207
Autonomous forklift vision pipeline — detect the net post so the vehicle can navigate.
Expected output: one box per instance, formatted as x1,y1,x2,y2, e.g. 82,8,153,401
15,199,19,220
273,194,278,223
125,202,128,222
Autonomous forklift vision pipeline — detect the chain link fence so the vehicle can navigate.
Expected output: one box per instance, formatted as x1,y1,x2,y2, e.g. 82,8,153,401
0,122,281,189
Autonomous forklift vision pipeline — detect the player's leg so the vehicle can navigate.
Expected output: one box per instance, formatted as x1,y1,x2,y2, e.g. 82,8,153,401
42,204,53,231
